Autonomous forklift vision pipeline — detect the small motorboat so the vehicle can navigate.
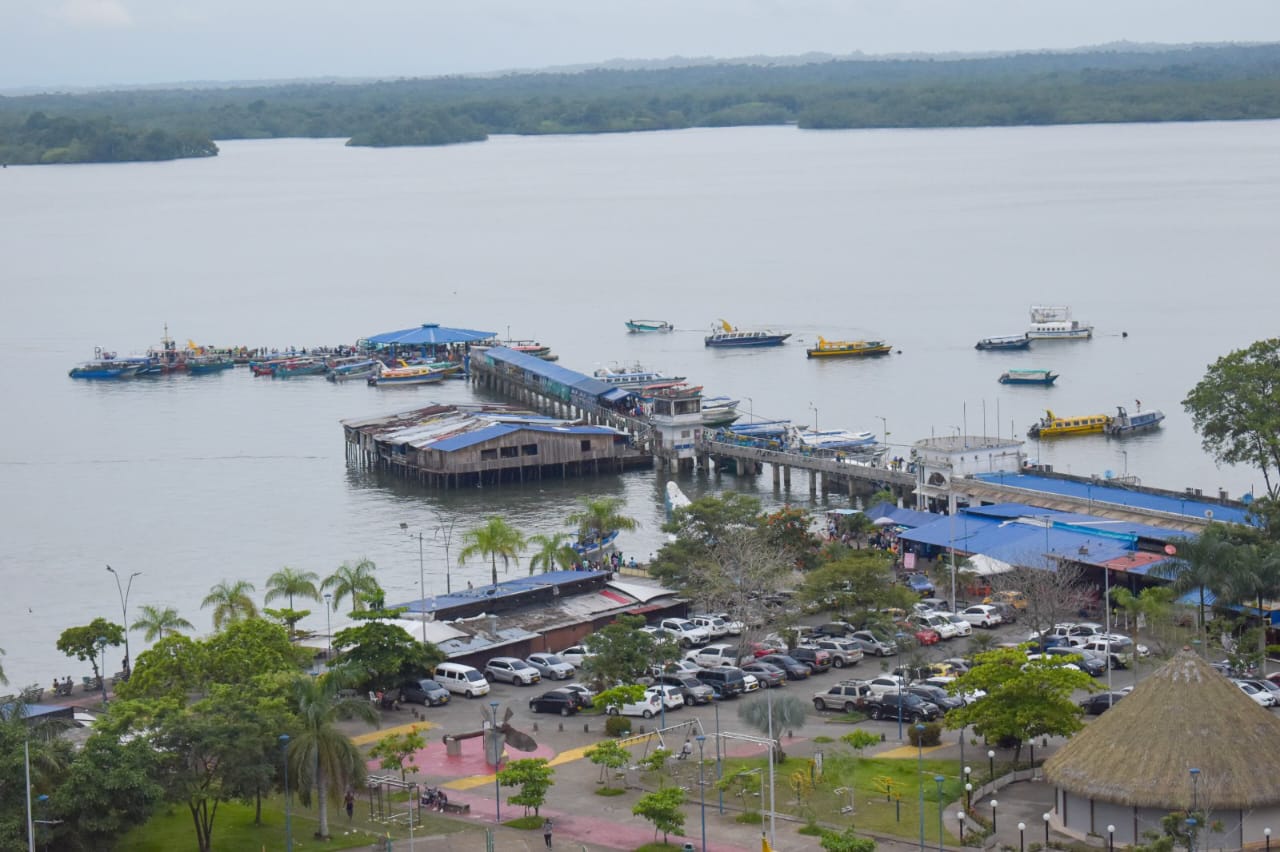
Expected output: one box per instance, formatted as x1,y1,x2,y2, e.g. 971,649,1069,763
975,334,1032,351
999,369,1058,385
625,319,673,333
1105,405,1165,436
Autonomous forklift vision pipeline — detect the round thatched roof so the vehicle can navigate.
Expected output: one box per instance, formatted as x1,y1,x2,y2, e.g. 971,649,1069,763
1044,650,1280,810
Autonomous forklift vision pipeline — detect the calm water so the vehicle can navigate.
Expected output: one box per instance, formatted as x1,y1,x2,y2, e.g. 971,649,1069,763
3,122,1280,688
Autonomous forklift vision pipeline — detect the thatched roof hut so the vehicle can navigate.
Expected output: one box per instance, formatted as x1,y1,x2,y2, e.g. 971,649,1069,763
1046,650,1280,809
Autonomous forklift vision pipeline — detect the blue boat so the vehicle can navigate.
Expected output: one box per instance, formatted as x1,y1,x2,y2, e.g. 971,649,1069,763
572,530,619,559
1105,405,1165,436
187,356,235,374
999,369,1058,385
705,319,790,348
68,358,144,379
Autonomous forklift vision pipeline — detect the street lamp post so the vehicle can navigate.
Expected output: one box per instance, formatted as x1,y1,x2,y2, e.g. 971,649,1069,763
935,776,945,852
744,397,754,424
280,734,293,852
1107,824,1115,852
323,593,333,661
105,565,140,677
987,749,996,782
965,783,973,812
1187,818,1198,852
1043,812,1052,845
435,514,456,595
697,735,707,852
1265,827,1272,852
400,524,428,646
916,724,926,852
1190,767,1201,811
1019,822,1026,852
956,812,965,844
810,402,818,433
990,800,998,833
877,416,889,448
491,702,501,822
715,700,724,815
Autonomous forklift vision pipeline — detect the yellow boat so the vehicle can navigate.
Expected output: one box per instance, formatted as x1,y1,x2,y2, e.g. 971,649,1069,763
805,337,893,359
1026,409,1111,438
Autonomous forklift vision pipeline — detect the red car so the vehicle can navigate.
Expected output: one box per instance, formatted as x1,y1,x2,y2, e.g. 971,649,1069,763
897,620,940,645
749,639,787,658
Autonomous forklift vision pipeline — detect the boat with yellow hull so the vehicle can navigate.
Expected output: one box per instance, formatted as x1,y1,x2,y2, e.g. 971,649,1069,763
1027,409,1110,438
806,337,892,359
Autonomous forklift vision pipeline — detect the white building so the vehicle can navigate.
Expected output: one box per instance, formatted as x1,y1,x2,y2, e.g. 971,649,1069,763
913,435,1025,513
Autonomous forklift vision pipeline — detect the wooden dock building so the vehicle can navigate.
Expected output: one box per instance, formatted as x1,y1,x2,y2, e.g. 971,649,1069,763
342,403,652,488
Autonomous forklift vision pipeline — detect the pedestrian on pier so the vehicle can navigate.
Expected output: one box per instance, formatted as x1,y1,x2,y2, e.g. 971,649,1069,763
543,818,553,848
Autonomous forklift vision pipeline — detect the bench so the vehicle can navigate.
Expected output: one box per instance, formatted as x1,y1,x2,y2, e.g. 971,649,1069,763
441,801,470,816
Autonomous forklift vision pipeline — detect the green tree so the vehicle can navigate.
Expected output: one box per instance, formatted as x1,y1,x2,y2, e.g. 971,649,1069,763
759,505,821,569
1183,338,1280,498
368,728,427,782
287,669,378,839
56,618,125,684
497,757,555,817
131,605,194,643
797,549,903,619
115,634,208,702
202,618,308,686
1154,526,1241,633
51,735,164,851
944,646,1095,762
201,579,258,630
459,517,526,586
585,738,630,789
321,558,380,615
527,532,577,574
820,826,878,852
331,621,443,691
632,785,687,843
0,703,74,850
565,496,639,542
584,614,675,687
736,693,809,762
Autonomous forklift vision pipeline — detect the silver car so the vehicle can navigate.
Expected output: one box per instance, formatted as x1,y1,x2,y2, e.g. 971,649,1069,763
526,653,576,680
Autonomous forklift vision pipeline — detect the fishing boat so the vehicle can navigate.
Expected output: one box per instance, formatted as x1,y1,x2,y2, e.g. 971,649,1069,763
572,530,619,559
1027,306,1093,340
327,358,381,382
625,319,673,333
368,364,447,387
701,395,741,427
805,337,892,358
68,352,145,380
998,369,1059,386
975,334,1032,351
593,363,685,388
186,355,235,374
273,358,328,378
704,319,790,348
1027,409,1110,438
1105,405,1165,436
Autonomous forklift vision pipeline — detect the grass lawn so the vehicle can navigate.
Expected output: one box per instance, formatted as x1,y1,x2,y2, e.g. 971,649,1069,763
119,794,473,851
712,754,964,842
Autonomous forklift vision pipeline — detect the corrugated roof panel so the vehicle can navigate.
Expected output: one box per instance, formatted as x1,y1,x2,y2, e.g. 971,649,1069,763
972,473,1252,525
481,347,618,397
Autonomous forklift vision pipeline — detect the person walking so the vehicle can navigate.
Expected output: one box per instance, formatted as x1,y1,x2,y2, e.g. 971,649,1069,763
344,788,355,822
543,818,553,848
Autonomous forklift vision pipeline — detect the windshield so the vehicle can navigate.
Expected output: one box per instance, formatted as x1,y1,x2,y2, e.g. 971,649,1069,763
420,680,441,690
541,655,563,665
465,670,485,681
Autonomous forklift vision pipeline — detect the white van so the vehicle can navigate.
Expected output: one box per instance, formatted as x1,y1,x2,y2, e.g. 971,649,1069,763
433,662,491,698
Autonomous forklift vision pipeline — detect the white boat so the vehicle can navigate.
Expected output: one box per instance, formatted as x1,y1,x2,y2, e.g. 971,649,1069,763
1027,306,1093,340
701,395,741,426
593,362,685,388
794,429,879,451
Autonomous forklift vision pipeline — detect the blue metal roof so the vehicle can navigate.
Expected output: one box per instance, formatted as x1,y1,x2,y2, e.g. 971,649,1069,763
364,323,496,346
972,472,1252,525
863,502,943,529
393,570,611,614
429,423,619,453
481,347,619,397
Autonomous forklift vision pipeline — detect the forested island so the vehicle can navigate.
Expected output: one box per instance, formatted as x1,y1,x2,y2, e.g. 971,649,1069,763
4,43,1280,165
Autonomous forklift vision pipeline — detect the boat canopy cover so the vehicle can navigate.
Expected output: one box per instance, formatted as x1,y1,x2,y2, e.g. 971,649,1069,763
601,387,635,403
364,323,497,346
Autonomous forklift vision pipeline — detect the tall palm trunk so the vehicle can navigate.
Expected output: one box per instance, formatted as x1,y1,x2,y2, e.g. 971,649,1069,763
491,554,498,587
316,763,330,838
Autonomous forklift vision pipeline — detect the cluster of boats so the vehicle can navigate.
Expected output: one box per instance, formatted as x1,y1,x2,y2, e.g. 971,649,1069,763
1027,405,1165,439
593,362,742,427
68,342,236,380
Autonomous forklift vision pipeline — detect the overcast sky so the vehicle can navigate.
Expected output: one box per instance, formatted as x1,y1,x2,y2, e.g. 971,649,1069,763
3,0,1279,91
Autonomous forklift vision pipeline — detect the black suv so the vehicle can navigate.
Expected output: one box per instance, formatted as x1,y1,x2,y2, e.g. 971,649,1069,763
904,684,964,711
528,688,583,716
653,674,715,706
695,666,748,698
865,692,940,723
814,621,855,638
754,654,811,681
788,646,833,674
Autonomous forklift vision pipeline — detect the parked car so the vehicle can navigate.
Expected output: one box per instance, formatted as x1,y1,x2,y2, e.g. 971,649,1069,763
558,645,594,667
902,623,941,645
847,630,898,657
654,660,705,678
983,590,1029,611
1080,692,1126,715
658,618,712,647
864,675,907,698
788,646,833,673
691,643,744,668
912,612,959,640
802,638,865,669
529,688,583,716
865,691,941,723
754,654,811,680
748,639,788,658
741,661,787,689
923,675,986,705
944,614,973,637
1236,681,1277,707
988,602,1019,624
526,653,575,680
919,597,951,612
958,604,1003,628
710,613,745,635
1071,637,1137,669
560,682,596,707
1042,646,1107,676
606,686,681,718
903,574,935,596
690,615,730,638
813,682,873,713
815,621,856,638
695,666,749,699
484,657,541,686
905,683,965,712
653,673,715,705
399,678,450,706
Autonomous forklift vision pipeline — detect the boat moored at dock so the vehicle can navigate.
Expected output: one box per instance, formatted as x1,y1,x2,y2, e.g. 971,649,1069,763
975,334,1032,350
1105,405,1165,436
368,364,448,387
184,355,235,374
68,353,145,380
700,395,741,427
805,337,892,358
998,369,1058,385
1027,409,1110,438
1027,306,1093,340
704,319,790,348
327,358,381,382
593,363,685,388
625,319,673,333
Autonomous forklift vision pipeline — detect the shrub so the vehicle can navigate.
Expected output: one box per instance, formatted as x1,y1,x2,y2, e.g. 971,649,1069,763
605,714,632,737
907,722,942,747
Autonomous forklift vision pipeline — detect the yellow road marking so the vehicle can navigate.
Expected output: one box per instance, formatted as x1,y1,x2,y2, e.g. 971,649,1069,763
351,721,435,746
443,738,624,790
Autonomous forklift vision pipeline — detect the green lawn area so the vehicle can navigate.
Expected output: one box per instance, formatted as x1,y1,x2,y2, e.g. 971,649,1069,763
119,795,473,851
712,754,964,842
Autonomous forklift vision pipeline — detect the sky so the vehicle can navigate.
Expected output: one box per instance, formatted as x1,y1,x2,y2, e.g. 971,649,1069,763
2,0,1280,91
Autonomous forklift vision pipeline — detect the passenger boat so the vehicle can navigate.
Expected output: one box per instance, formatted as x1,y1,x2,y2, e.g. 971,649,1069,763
273,358,327,378
998,369,1059,386
701,396,741,427
1027,306,1093,340
975,334,1032,351
593,363,685,388
68,354,145,380
572,530,619,559
704,320,790,348
186,355,235,374
795,429,879,451
1027,409,1110,438
625,319,673,333
805,337,892,358
1105,405,1165,436
326,358,381,382
368,364,447,387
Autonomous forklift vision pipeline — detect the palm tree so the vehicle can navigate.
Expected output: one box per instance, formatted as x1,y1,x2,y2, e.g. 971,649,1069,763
265,566,322,610
286,669,378,839
321,559,380,614
527,532,577,574
458,517,526,587
201,580,258,630
565,496,638,543
736,693,808,762
131,605,195,642
1215,541,1280,663
1153,526,1239,635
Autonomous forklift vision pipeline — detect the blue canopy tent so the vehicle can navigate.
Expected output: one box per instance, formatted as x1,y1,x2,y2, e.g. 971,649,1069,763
363,323,496,347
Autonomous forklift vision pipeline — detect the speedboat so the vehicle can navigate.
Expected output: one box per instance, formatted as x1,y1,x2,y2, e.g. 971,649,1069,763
794,429,879,451
1105,405,1165,436
625,319,673,333
998,369,1058,385
705,319,790,348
